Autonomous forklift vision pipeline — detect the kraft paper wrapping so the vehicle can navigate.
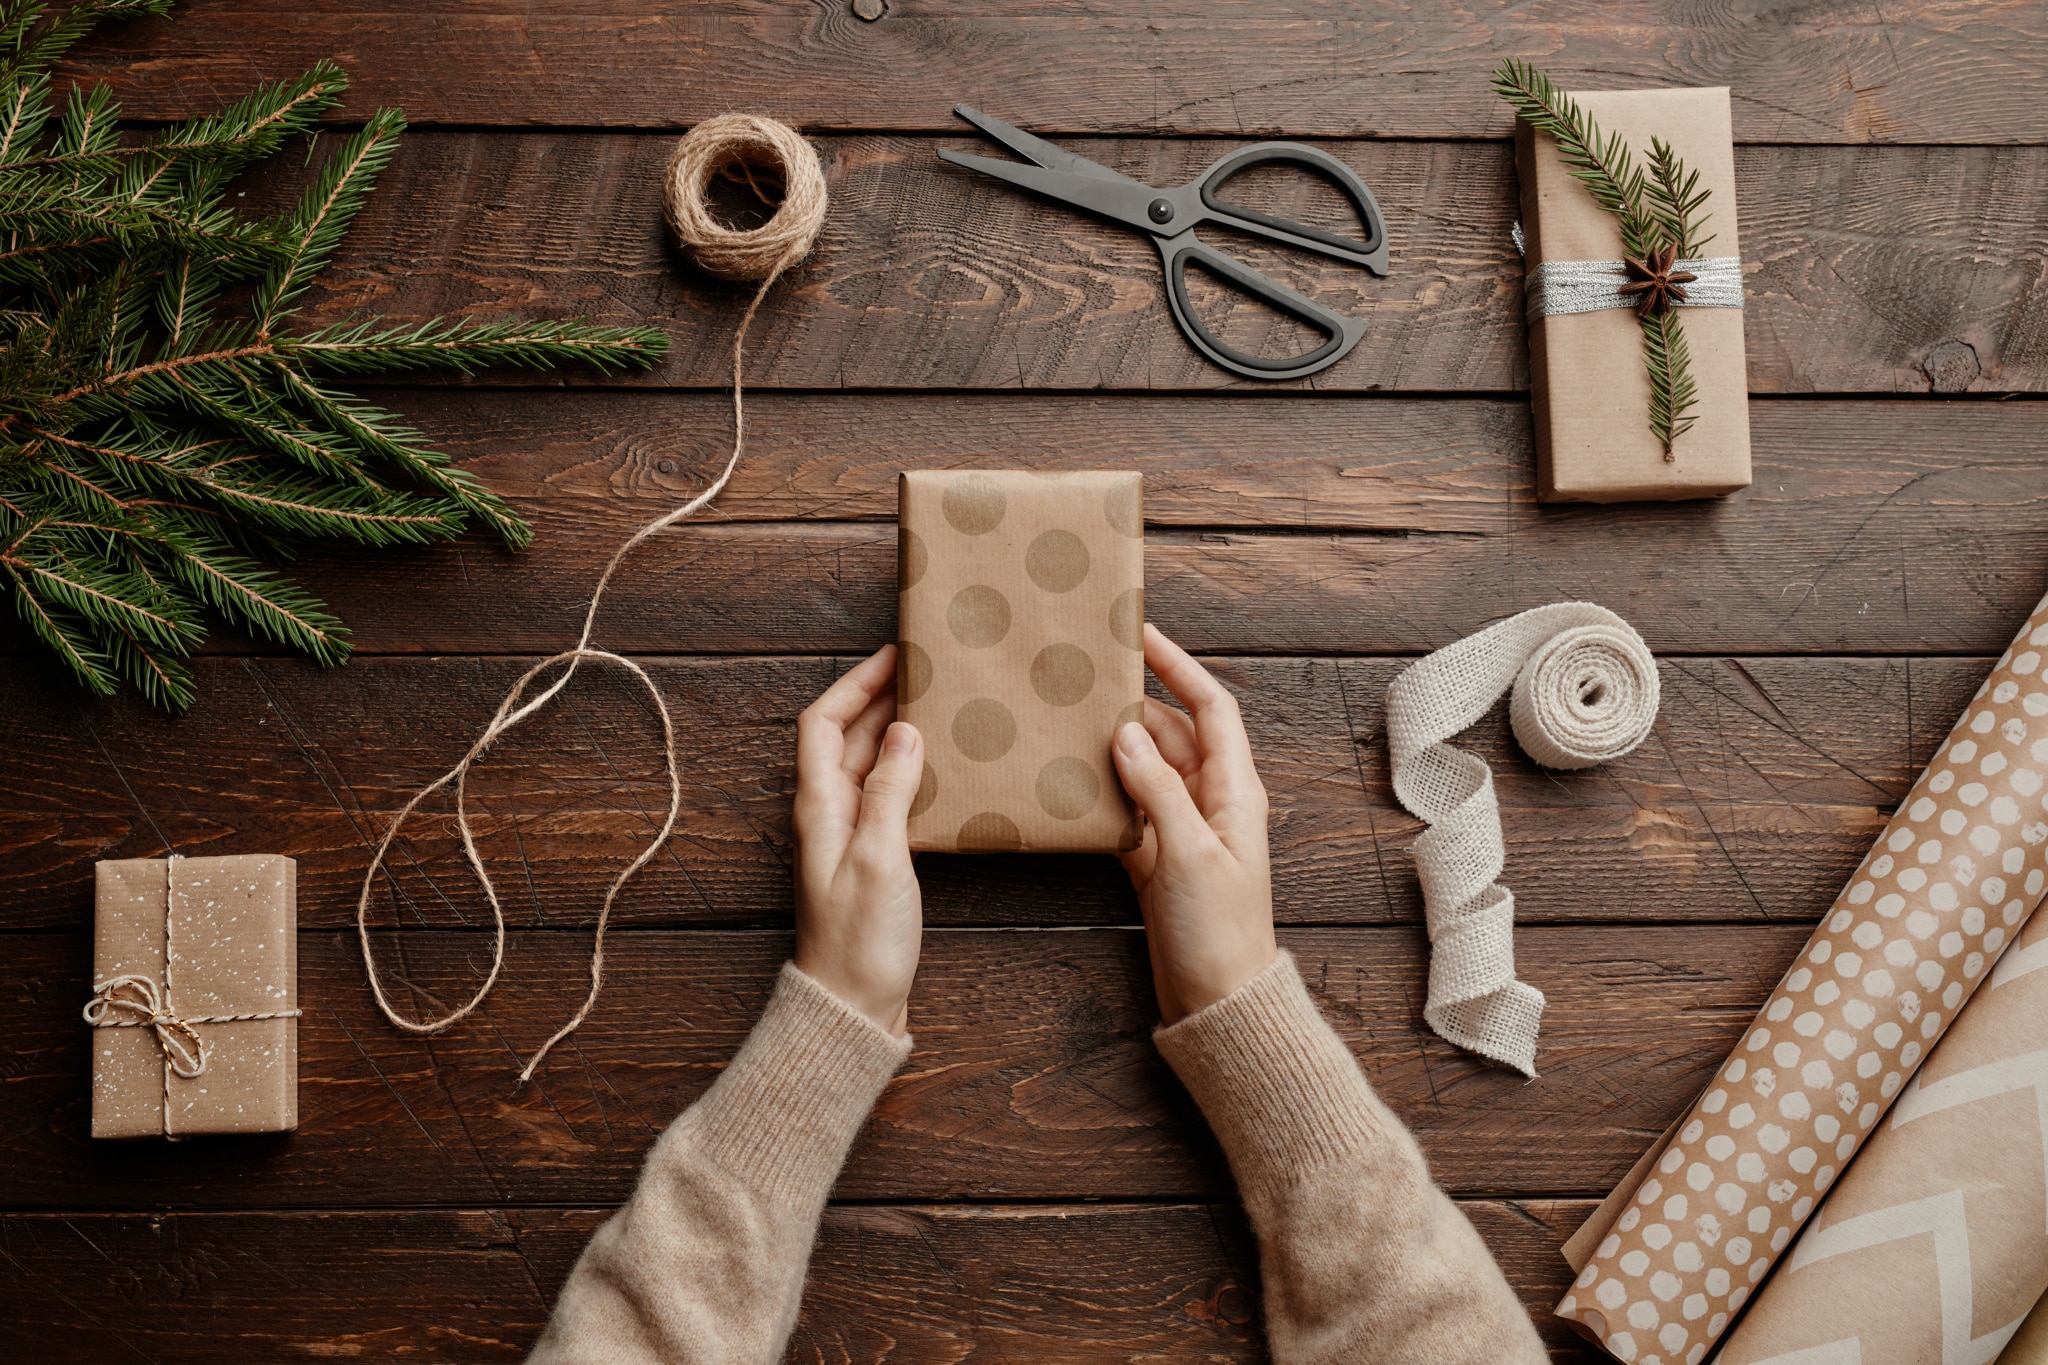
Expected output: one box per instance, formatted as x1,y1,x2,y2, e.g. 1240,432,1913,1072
2004,1289,2048,1364
898,470,1143,853
1557,595,2048,1363
1516,86,1752,502
90,855,298,1138
1717,905,2048,1364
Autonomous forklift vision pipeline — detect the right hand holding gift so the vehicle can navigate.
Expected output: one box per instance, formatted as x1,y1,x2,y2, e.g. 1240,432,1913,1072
1111,625,1278,1025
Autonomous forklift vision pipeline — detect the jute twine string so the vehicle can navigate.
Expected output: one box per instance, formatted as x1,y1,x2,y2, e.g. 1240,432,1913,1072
357,115,829,1085
1385,603,1659,1077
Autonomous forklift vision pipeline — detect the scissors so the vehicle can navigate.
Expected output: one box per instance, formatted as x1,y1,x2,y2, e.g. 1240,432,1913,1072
938,104,1388,381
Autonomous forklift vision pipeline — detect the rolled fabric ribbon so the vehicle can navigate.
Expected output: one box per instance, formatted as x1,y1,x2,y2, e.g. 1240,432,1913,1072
1524,255,1745,323
1558,591,2048,1365
1387,602,1660,1076
1716,906,2048,1365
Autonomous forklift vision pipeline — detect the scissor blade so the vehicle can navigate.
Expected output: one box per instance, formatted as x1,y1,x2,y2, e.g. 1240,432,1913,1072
951,104,1145,186
938,150,1162,230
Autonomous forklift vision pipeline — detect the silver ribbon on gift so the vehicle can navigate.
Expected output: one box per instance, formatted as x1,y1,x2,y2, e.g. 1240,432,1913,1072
1524,255,1745,324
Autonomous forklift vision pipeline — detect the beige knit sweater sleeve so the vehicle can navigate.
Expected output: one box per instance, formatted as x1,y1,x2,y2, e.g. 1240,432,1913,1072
1154,951,1549,1364
526,963,911,1365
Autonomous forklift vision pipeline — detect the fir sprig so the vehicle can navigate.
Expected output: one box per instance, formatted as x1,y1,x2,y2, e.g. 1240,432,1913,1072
1492,59,1708,457
0,0,669,710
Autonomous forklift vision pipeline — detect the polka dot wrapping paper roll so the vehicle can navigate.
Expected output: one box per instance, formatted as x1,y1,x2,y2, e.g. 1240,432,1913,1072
1714,905,2048,1364
1557,594,2048,1364
897,471,1143,853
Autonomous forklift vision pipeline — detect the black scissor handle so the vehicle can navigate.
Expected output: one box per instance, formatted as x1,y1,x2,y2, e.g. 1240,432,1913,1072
1159,234,1368,381
1190,143,1390,276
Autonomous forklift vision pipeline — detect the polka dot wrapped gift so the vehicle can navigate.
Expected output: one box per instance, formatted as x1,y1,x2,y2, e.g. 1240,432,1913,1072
898,470,1143,853
1557,594,2048,1363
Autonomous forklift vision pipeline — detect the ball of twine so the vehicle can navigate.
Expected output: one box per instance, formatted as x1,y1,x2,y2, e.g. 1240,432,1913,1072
663,113,828,281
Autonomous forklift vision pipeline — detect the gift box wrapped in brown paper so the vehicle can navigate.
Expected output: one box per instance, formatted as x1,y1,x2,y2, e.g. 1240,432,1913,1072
87,855,299,1138
1515,85,1752,502
898,470,1143,853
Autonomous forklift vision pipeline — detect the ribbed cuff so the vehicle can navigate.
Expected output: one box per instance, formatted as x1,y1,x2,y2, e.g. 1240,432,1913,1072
1154,951,1404,1184
685,963,912,1203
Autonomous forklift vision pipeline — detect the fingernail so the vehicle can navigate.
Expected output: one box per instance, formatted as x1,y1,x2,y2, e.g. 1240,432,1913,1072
884,721,917,754
1116,721,1148,757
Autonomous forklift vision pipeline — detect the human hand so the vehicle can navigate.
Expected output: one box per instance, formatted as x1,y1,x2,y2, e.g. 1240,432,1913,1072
791,645,925,1036
1112,625,1276,1025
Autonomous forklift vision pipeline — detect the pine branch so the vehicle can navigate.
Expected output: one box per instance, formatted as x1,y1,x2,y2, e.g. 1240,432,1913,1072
102,619,194,709
284,315,672,376
1491,58,1657,259
252,107,404,335
0,0,669,710
271,364,529,546
160,522,350,664
1644,137,1715,259
1641,309,1700,453
4,557,116,692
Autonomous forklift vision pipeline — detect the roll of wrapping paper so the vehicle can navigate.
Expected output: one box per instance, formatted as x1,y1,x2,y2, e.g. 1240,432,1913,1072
1717,906,2048,1364
1557,593,2048,1365
2003,1287,2048,1364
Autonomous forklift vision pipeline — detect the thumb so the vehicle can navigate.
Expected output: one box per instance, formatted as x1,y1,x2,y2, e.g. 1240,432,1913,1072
1112,722,1208,850
855,721,925,842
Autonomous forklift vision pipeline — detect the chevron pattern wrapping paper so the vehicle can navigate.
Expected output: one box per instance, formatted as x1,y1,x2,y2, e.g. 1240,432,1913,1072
1719,908,2048,1365
1558,595,2048,1364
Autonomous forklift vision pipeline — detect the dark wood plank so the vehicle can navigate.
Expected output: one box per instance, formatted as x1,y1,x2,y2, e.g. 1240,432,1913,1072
362,390,2048,532
1,924,1806,1208
19,397,2044,662
59,0,2048,144
175,393,2048,660
0,653,1973,931
0,1200,1603,1361
256,133,2048,394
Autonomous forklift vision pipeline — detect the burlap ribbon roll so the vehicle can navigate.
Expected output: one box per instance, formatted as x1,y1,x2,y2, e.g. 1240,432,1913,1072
1558,592,2048,1365
1387,602,1660,1076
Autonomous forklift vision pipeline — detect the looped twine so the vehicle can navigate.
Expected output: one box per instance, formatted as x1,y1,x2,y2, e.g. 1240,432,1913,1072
1386,602,1659,1076
359,116,829,1086
84,974,210,1079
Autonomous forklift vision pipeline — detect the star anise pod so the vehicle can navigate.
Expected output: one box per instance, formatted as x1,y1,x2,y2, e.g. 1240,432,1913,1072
1618,244,1697,318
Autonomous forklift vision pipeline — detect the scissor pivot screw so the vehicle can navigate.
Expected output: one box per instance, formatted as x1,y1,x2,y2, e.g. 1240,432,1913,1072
1147,198,1175,224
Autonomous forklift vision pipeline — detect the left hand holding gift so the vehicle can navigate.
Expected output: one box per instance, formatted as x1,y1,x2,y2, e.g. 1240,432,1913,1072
792,645,926,1037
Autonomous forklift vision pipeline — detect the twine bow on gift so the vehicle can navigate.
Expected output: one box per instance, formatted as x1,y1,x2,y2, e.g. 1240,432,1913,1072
82,974,212,1078
82,972,303,1080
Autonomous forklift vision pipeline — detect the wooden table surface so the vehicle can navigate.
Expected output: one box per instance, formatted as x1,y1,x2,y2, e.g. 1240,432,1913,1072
6,2,2047,1359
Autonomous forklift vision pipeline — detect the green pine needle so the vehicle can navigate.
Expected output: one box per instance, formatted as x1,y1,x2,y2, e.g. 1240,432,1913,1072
1494,59,1714,458
1641,309,1701,451
0,1,670,710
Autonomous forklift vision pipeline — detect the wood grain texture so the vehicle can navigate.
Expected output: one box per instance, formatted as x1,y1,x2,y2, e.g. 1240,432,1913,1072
352,390,2046,533
0,1201,1605,1361
0,654,1978,931
0,925,1805,1208
250,132,2048,394
57,0,2048,144
163,393,2048,660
